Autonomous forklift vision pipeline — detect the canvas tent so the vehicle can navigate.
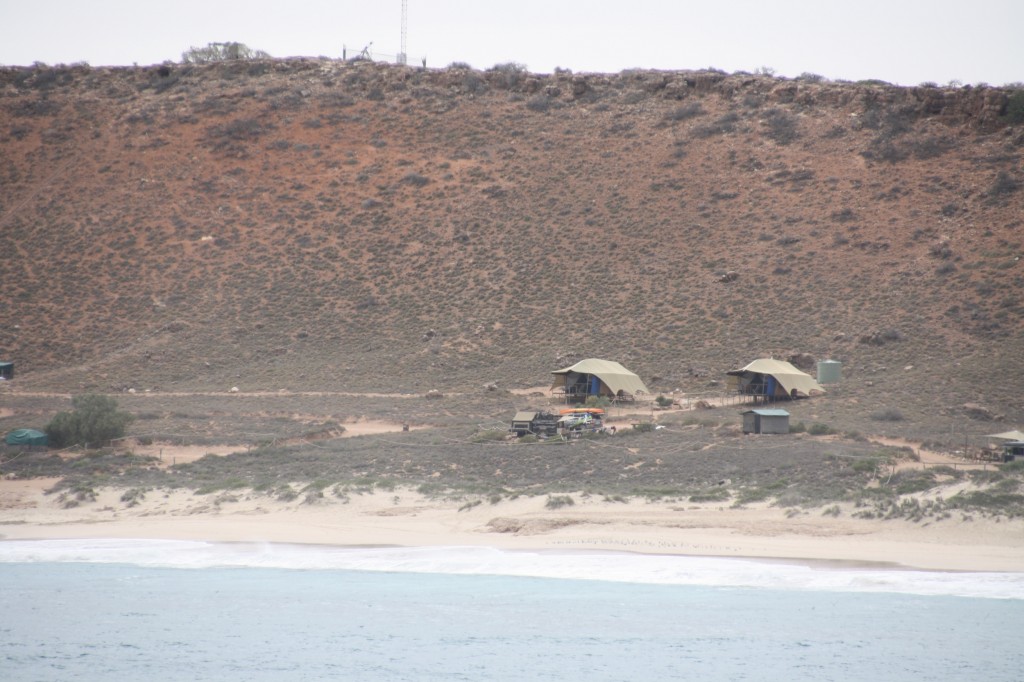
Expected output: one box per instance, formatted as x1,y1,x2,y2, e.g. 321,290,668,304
727,358,825,400
5,429,48,447
987,430,1024,442
1001,442,1024,462
551,358,650,401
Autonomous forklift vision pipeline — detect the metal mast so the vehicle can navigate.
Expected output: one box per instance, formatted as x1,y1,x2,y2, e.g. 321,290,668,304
398,0,408,65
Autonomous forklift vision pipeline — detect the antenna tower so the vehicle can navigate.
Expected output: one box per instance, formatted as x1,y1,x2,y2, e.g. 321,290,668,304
398,0,408,65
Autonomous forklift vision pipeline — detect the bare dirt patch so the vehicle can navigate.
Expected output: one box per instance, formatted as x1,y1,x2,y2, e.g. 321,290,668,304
126,420,428,466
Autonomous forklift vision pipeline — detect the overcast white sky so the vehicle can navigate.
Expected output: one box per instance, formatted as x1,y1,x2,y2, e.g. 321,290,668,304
1,1,1021,86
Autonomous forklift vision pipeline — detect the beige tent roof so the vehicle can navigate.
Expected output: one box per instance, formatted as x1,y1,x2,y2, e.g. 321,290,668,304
551,358,651,396
987,430,1024,441
727,358,825,397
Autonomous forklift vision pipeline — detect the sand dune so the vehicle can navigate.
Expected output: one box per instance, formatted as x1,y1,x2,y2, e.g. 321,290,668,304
2,477,1022,572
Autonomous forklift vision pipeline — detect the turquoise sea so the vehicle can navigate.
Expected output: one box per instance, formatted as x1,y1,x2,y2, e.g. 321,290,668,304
2,540,1023,681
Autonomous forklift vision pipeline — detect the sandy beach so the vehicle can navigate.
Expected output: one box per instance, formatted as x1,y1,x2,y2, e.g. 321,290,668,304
3,476,1023,573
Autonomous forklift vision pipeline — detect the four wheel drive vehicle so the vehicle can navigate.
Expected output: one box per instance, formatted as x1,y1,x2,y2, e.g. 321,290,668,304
510,410,560,437
557,407,605,433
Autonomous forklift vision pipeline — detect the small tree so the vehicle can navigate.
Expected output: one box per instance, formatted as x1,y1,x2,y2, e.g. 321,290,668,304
1005,89,1024,124
45,394,134,448
181,42,270,64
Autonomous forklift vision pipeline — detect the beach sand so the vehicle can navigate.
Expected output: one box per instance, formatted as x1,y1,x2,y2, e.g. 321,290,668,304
2,477,1023,572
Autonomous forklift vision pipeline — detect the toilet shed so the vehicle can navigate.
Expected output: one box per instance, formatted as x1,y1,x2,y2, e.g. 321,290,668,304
741,409,790,435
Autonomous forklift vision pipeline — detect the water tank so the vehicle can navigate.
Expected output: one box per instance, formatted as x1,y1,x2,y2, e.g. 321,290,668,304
817,360,842,384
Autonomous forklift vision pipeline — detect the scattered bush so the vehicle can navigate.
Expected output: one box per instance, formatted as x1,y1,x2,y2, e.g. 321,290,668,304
472,429,508,443
851,458,884,474
120,488,147,507
689,487,730,503
870,408,905,422
525,95,555,112
400,172,429,187
692,112,740,138
666,103,705,121
1005,90,1024,124
762,108,800,145
797,72,827,83
182,42,270,64
46,394,134,449
488,62,528,89
545,494,575,509
988,171,1020,201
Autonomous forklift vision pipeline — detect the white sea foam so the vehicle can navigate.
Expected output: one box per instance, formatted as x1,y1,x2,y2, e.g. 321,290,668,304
1,538,1022,600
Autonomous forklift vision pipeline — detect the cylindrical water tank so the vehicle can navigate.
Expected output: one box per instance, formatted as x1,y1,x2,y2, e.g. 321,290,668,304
817,359,842,384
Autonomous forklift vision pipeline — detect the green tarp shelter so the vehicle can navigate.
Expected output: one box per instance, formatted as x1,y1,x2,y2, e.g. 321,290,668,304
5,429,48,447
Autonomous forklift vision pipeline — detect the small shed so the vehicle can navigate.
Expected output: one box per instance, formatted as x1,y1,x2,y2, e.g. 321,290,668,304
0,361,12,381
741,409,790,435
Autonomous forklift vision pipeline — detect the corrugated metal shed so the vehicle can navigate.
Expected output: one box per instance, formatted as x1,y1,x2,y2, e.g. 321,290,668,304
741,408,790,434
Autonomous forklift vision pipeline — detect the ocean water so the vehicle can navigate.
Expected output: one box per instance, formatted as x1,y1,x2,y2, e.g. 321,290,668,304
2,541,1023,681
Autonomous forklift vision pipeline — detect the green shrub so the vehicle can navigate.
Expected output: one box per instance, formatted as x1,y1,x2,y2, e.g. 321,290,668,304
851,458,883,474
488,62,527,89
181,42,270,64
989,171,1020,200
472,430,508,443
120,488,147,507
689,487,730,503
892,471,937,495
545,494,575,509
525,95,555,112
807,422,835,436
762,108,800,145
665,103,705,121
45,394,134,449
655,395,674,408
1006,90,1024,124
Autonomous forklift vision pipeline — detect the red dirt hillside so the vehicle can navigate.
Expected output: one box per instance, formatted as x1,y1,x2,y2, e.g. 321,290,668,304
0,59,1022,430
